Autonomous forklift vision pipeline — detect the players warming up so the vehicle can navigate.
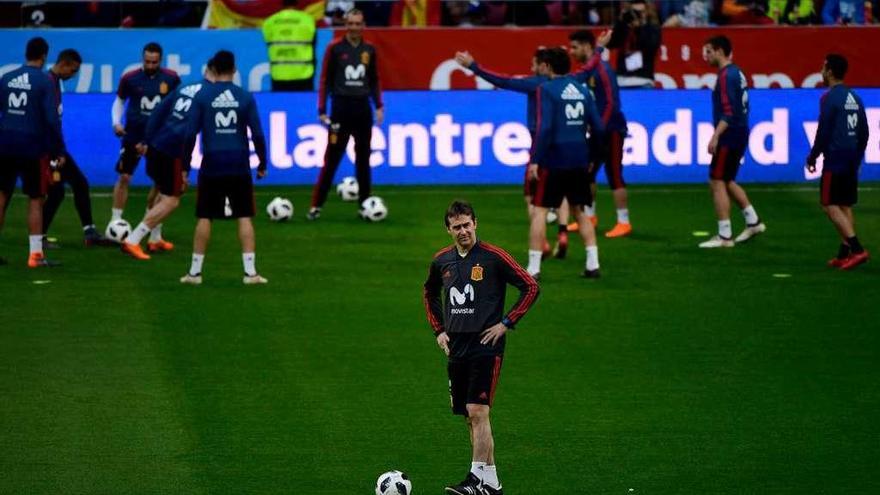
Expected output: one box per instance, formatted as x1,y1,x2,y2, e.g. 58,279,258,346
181,50,268,285
569,30,632,238
43,49,111,248
0,37,65,267
806,54,870,270
309,8,384,221
700,36,766,248
109,42,180,249
528,48,604,279
120,63,216,260
424,200,539,495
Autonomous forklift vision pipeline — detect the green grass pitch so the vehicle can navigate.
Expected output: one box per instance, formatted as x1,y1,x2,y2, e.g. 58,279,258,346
1,184,878,494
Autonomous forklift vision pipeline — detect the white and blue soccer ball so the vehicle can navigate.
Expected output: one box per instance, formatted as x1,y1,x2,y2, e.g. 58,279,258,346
266,197,294,222
105,219,131,242
375,470,412,495
546,208,559,224
336,176,359,202
360,196,388,222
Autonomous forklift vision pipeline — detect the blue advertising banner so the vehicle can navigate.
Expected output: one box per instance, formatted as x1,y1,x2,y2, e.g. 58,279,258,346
0,28,335,93
30,89,880,186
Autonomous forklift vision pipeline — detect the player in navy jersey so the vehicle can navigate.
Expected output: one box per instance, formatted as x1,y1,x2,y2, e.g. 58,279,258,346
308,9,383,221
806,54,870,270
700,36,766,249
0,37,65,267
180,51,269,285
119,63,216,261
42,49,111,249
569,29,633,239
109,42,180,250
528,48,605,279
424,200,538,495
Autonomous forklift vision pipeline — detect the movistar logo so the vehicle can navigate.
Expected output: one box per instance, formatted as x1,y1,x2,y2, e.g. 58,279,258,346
345,64,366,80
8,91,27,108
140,95,161,111
174,97,192,113
449,284,475,306
565,101,585,120
215,110,238,128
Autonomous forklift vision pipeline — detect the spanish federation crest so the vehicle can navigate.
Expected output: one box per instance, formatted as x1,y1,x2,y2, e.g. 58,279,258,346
361,51,370,65
471,265,483,281
159,82,169,95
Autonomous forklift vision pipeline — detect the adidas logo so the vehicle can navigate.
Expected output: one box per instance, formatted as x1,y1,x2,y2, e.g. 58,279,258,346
844,92,860,111
211,89,239,108
7,73,31,90
180,83,202,98
561,83,584,101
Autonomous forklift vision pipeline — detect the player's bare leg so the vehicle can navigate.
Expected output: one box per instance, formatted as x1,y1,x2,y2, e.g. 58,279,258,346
467,404,502,494
27,198,57,267
700,179,735,248
123,195,181,259
823,204,868,269
553,199,570,259
239,217,266,284
727,181,766,242
573,204,599,277
181,218,211,284
111,173,131,220
527,206,549,278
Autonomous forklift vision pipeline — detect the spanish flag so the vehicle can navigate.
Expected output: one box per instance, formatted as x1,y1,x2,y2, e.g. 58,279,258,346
203,0,325,29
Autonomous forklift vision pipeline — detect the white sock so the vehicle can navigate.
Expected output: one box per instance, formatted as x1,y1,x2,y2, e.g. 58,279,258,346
586,245,599,270
470,462,487,479
189,253,204,276
149,223,163,242
527,249,542,276
128,222,151,245
242,252,256,276
718,220,732,239
483,465,500,489
29,235,43,255
584,202,596,217
111,208,123,221
742,205,759,225
616,208,630,224
82,224,95,232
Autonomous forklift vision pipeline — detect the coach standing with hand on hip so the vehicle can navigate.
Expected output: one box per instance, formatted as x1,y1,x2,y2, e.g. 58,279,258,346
308,8,384,221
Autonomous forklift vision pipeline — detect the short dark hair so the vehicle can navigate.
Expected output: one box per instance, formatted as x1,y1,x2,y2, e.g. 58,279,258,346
211,50,235,74
568,30,595,46
143,42,163,56
541,47,570,75
56,49,82,65
25,37,49,61
825,54,848,80
533,46,547,59
705,35,732,57
445,200,476,227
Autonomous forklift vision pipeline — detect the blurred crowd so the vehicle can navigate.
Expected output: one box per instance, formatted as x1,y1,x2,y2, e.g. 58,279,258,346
1,0,877,28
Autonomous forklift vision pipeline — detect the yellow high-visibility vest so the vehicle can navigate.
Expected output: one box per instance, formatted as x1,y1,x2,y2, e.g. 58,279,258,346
262,8,316,81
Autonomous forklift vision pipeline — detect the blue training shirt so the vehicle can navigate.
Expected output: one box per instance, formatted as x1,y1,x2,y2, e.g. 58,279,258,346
712,63,749,144
807,84,869,173
186,81,267,177
571,58,627,133
117,68,181,145
0,65,64,158
145,80,207,166
532,76,604,170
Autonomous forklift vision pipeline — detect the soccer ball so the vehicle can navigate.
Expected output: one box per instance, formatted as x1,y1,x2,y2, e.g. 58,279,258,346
336,176,359,202
105,219,131,242
375,471,412,495
546,208,559,224
360,196,388,222
224,197,233,217
266,197,294,221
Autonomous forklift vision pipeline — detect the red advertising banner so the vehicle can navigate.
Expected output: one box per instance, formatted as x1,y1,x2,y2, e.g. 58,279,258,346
358,27,880,90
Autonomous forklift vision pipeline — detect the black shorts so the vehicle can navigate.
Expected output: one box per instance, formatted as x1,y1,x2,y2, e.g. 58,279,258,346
590,130,626,189
709,144,745,182
532,167,592,208
196,174,254,219
448,354,503,416
820,169,858,206
0,154,51,199
115,142,142,175
146,148,186,197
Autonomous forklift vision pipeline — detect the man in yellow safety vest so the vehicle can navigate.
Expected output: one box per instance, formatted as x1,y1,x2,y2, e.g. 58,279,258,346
262,0,317,91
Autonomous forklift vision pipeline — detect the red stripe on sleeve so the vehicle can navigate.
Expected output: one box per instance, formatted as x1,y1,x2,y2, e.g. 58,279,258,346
481,243,539,324
719,67,733,116
598,63,614,125
318,39,340,114
531,86,543,156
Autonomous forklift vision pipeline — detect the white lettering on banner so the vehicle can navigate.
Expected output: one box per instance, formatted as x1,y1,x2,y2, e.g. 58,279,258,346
165,54,191,79
492,123,531,166
802,122,824,180
260,107,878,172
752,73,795,89
652,109,692,165
749,109,788,165
75,64,92,93
431,114,463,167
430,59,494,90
649,71,825,90
389,124,430,167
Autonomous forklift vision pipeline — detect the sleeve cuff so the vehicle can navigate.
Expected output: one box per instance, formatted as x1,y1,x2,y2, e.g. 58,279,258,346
502,317,515,329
